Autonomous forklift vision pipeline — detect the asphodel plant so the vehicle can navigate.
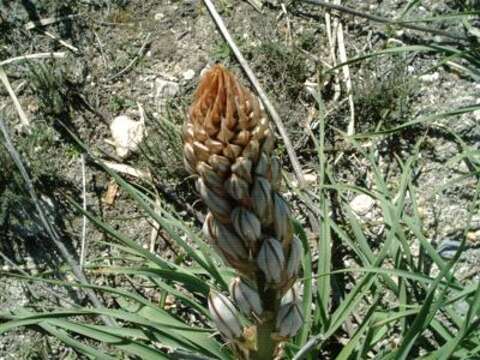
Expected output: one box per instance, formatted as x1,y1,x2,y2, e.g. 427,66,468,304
183,64,303,360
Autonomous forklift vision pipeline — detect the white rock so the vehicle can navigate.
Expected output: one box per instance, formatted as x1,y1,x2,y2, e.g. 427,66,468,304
154,78,179,100
182,69,195,80
419,72,440,83
110,115,145,159
154,13,165,21
304,80,318,97
350,194,375,216
291,172,318,188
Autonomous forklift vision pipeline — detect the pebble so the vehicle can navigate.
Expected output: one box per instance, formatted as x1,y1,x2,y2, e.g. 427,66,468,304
467,230,480,245
110,115,145,159
350,194,375,217
182,69,195,80
154,13,165,21
419,72,440,83
437,239,461,259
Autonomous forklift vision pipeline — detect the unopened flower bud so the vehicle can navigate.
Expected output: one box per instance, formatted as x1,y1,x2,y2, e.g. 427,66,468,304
197,178,231,220
197,162,224,194
225,174,250,202
255,153,270,177
230,277,263,317
208,292,244,340
233,129,251,146
252,177,273,225
208,154,231,174
243,139,260,161
232,157,253,183
205,138,224,154
193,141,211,162
231,207,261,248
261,128,275,154
223,143,242,160
273,193,293,245
202,212,215,242
276,300,304,338
287,236,303,278
257,237,285,284
214,220,249,261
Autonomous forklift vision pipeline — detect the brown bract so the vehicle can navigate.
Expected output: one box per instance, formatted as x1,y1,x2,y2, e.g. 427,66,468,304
183,64,272,188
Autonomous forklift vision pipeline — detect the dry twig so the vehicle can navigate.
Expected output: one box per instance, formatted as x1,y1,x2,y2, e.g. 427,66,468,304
24,14,79,30
41,30,79,53
102,161,152,180
0,52,66,67
0,67,31,134
80,154,88,267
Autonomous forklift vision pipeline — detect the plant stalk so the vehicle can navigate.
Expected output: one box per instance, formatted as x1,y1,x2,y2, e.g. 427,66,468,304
253,278,279,360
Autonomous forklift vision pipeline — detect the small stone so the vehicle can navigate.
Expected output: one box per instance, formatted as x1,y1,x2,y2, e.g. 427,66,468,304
350,194,375,216
110,115,145,159
419,72,440,83
154,13,165,21
182,69,195,80
437,239,461,259
467,230,480,245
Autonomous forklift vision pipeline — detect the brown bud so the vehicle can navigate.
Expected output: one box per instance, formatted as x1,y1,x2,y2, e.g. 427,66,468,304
197,162,224,194
232,157,253,183
225,174,250,202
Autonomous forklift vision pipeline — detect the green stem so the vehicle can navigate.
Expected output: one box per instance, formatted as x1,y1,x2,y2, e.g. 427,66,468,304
253,314,277,360
252,278,279,360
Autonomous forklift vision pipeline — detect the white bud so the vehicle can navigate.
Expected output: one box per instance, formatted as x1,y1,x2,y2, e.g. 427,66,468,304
198,178,231,218
230,277,263,317
214,220,249,261
252,177,273,225
256,237,285,284
287,236,303,278
273,193,292,244
208,292,243,340
276,300,304,338
231,207,261,248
